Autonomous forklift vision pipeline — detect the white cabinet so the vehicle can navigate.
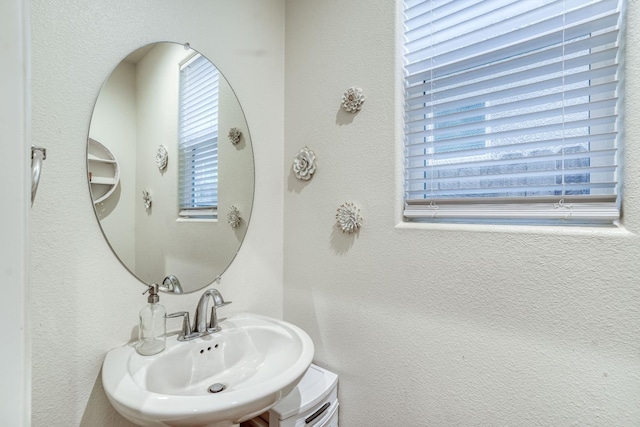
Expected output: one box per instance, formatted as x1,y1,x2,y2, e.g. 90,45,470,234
243,365,339,427
88,138,120,204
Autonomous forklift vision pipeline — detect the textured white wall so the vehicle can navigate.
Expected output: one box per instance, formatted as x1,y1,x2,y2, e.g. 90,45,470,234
284,1,640,425
30,1,284,425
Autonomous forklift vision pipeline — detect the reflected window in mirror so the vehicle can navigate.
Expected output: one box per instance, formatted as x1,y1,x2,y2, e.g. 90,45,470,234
178,53,219,219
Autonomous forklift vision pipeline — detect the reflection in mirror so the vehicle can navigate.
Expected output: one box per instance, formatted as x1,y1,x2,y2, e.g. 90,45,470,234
88,42,254,294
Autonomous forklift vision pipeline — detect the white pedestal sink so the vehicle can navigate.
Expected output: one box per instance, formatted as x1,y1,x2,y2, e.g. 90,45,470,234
102,313,314,427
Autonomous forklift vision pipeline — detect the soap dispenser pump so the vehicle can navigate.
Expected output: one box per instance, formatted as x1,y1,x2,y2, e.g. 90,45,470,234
136,283,166,356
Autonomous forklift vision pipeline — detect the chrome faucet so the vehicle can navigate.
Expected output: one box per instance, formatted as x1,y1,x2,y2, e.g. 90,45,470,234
166,288,232,341
193,288,232,334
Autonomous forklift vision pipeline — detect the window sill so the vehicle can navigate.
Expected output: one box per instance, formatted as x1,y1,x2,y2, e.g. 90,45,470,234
395,218,631,238
176,217,218,223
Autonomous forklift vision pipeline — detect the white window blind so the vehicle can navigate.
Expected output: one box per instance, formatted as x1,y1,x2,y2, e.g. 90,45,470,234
178,53,219,217
403,0,625,225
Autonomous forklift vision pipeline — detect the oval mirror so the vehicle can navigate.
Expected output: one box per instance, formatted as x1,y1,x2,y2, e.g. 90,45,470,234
87,42,254,294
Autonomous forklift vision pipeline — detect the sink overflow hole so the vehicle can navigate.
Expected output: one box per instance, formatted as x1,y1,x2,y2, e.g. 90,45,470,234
208,383,226,393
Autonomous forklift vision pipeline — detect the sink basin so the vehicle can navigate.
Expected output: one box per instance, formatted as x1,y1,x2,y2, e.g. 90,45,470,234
102,313,314,427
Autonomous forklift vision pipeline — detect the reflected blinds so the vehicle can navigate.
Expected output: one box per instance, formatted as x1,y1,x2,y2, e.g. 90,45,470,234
178,54,219,213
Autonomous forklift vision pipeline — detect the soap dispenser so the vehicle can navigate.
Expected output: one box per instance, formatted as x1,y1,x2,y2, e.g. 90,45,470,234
136,283,166,356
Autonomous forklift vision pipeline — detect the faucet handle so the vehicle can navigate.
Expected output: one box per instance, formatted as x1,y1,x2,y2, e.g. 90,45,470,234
209,289,231,308
166,311,200,341
207,300,232,333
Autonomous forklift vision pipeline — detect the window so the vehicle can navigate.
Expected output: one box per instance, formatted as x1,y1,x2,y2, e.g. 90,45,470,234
403,0,625,225
178,53,219,218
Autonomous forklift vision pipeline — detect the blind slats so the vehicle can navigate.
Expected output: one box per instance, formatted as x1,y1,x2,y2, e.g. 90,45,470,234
407,115,617,149
407,147,617,173
178,54,219,211
405,10,620,82
406,0,618,57
407,102,618,146
180,94,219,122
403,0,624,224
405,0,619,54
406,181,618,199
407,86,616,129
406,37,619,94
178,151,218,168
405,15,620,84
406,63,618,108
178,168,219,184
406,134,617,164
407,164,616,185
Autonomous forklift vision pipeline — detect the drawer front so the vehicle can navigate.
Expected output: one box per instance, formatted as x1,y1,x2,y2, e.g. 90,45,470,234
281,386,338,427
324,402,339,427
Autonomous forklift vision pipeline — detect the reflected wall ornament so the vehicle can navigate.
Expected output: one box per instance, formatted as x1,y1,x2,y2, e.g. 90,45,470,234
228,205,241,228
156,145,168,171
341,87,365,113
142,190,152,209
228,127,242,145
293,146,317,181
336,202,362,234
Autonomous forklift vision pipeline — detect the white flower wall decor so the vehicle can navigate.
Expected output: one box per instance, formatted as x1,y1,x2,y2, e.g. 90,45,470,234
156,145,168,171
142,190,152,209
341,87,365,113
336,202,362,234
293,146,317,181
227,205,241,228
228,127,242,145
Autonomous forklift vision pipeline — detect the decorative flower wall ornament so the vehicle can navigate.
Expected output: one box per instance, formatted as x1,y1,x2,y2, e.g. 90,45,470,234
336,202,362,234
293,146,317,181
156,145,168,171
227,205,241,228
142,190,152,209
341,87,365,113
228,127,242,145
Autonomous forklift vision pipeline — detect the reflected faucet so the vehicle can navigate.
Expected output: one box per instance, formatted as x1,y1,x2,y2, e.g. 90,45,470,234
161,275,183,294
193,289,232,334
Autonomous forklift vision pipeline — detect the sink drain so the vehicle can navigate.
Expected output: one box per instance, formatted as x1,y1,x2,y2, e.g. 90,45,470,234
208,383,226,393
